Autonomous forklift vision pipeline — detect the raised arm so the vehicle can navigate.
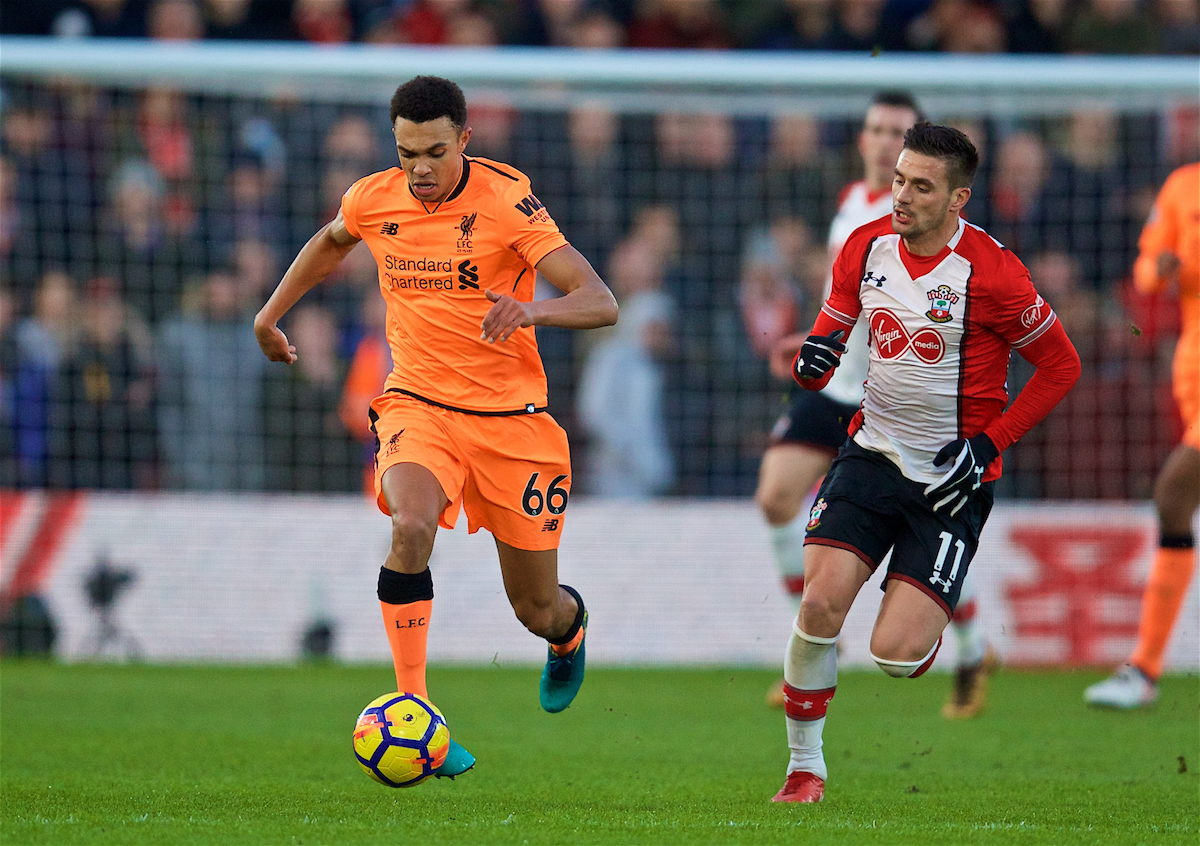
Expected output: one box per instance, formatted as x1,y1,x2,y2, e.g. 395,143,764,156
254,210,361,363
479,245,618,344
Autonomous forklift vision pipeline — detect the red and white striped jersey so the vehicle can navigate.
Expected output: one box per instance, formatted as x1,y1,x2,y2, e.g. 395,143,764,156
822,180,893,406
819,215,1059,484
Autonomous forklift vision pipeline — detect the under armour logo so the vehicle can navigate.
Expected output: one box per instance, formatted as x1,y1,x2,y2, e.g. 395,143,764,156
863,271,886,287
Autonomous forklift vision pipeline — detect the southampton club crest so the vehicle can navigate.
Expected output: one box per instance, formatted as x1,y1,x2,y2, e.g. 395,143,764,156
806,498,828,531
925,285,960,323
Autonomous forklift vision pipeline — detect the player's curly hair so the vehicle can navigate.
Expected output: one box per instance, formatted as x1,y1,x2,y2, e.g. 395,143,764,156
902,122,979,189
390,76,467,129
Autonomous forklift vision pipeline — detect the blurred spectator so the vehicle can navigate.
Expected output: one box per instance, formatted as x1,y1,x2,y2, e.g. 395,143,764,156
292,0,354,43
205,144,288,258
760,112,840,231
365,0,473,44
628,0,732,49
121,86,202,236
228,237,281,310
1005,249,1173,498
907,0,1007,52
1154,0,1200,54
9,271,79,487
157,271,267,490
340,294,391,493
1,101,97,290
49,277,157,489
734,0,823,50
817,0,890,51
1043,106,1141,288
146,0,205,40
465,99,518,160
45,0,148,38
976,130,1051,264
577,233,676,497
315,113,383,226
1006,0,1073,53
1065,0,1159,54
202,0,258,39
737,219,810,362
445,6,500,44
0,155,38,288
263,302,360,491
566,7,626,47
95,159,205,322
0,285,17,485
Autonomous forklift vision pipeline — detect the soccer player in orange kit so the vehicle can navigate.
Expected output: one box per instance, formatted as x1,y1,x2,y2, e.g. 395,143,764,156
1085,162,1199,708
254,76,617,776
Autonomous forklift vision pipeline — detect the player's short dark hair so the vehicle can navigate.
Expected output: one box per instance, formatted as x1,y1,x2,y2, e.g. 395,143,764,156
902,122,979,189
871,90,926,124
390,76,467,129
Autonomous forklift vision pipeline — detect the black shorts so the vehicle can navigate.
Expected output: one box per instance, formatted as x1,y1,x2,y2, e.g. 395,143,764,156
768,389,859,453
803,440,994,617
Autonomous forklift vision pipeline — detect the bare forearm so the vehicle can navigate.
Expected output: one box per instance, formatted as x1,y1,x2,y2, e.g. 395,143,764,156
528,280,618,330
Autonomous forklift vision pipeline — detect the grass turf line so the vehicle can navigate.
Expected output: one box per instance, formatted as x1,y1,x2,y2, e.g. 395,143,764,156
1,661,1196,845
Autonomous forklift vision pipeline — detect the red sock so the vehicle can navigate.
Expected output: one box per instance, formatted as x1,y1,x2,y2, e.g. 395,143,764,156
380,599,431,698
1130,547,1196,680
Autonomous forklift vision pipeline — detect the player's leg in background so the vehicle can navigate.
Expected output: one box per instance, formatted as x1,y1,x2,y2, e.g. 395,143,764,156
1087,444,1199,708
942,568,999,719
378,462,449,699
755,442,834,707
495,541,588,713
773,544,871,803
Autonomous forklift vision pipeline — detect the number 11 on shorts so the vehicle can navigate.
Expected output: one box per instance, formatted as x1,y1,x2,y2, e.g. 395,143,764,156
931,530,965,594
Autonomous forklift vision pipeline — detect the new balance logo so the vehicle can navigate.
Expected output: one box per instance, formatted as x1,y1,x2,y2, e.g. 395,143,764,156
513,194,544,216
380,222,399,235
542,519,560,532
458,259,479,289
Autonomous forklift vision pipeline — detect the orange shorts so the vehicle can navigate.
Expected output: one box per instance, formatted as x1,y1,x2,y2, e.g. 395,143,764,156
369,391,571,551
1175,336,1199,450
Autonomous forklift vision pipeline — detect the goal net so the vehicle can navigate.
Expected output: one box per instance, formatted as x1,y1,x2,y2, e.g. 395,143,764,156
2,40,1196,499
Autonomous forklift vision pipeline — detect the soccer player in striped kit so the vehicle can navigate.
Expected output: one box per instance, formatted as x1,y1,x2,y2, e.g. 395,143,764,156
772,124,1080,803
760,93,1000,718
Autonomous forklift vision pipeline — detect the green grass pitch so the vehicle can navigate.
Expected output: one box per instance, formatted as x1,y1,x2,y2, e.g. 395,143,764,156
1,661,1196,845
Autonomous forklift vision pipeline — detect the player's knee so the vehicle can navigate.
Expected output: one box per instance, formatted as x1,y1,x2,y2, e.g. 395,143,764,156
757,489,799,527
388,512,437,557
798,590,847,635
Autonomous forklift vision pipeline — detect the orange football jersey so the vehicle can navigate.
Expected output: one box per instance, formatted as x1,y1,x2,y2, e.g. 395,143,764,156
341,155,569,413
1133,162,1199,446
1134,162,1199,344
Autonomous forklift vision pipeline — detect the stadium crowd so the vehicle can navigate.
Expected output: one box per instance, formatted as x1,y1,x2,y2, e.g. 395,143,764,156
0,1,1195,497
2,0,1198,55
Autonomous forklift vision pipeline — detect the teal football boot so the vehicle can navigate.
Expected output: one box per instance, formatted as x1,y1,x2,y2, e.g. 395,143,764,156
539,608,587,713
434,739,476,779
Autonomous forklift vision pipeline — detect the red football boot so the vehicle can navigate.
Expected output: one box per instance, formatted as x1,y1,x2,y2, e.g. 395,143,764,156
771,770,825,803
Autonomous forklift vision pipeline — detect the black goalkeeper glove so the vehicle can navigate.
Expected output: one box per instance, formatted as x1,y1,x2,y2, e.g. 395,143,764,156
794,329,846,382
923,433,1000,517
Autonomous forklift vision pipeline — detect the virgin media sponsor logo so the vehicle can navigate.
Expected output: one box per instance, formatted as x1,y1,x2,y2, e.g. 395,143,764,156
870,309,945,363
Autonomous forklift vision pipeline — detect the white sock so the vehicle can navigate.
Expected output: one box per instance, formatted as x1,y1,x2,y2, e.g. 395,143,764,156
770,515,808,607
783,624,838,780
951,572,986,668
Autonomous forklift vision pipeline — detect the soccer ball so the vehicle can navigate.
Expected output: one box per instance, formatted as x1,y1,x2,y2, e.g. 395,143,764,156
353,692,450,787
